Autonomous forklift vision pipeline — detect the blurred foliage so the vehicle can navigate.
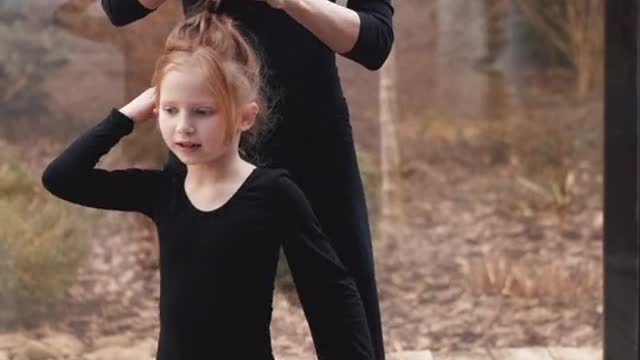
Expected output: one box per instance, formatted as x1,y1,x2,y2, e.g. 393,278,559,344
0,151,93,329
474,0,604,207
48,0,179,169
0,19,69,140
0,0,26,24
275,249,295,292
357,148,382,239
513,119,574,208
515,0,604,97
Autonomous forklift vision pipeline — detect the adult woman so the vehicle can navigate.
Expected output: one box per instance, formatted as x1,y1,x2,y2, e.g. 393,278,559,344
101,0,393,358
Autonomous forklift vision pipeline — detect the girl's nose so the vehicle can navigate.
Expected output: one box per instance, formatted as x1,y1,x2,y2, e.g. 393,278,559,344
176,116,195,135
177,125,195,135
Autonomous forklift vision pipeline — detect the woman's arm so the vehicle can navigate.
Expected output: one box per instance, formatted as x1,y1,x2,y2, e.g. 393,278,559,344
101,0,166,26
273,174,374,359
41,109,167,218
268,0,394,70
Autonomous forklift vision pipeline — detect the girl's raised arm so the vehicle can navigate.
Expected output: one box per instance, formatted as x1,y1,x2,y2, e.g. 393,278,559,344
41,108,168,219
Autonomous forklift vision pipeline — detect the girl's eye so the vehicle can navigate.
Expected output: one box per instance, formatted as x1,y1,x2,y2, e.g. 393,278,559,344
196,108,213,116
163,108,177,115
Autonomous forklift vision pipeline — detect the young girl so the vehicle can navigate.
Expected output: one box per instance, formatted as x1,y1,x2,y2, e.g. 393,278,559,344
41,6,374,360
102,1,392,358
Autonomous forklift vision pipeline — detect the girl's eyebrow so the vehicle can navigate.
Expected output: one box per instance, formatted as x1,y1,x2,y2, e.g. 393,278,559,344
160,100,215,107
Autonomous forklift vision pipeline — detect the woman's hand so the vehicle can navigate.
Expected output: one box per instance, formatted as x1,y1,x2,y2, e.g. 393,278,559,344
257,0,360,56
260,0,289,10
119,87,157,123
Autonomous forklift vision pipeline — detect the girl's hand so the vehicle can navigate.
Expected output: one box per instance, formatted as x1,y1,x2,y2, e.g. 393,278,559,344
119,87,157,123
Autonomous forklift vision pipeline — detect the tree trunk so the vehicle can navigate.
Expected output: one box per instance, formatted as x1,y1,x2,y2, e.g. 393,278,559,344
378,45,403,242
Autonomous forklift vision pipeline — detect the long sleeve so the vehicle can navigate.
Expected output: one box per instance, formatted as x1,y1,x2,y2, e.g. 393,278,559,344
101,0,157,26
273,175,374,359
342,0,394,71
41,109,167,218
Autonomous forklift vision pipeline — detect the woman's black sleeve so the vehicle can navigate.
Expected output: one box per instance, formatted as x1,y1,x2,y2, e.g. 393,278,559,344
341,0,394,71
101,0,157,27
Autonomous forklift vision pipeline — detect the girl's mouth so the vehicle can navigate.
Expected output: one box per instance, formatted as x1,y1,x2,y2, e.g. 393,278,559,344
176,142,202,150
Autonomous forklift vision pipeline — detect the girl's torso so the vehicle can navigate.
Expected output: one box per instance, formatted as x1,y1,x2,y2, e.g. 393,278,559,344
153,166,286,358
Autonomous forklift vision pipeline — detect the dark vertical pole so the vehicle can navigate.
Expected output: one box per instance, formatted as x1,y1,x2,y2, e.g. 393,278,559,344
604,0,639,359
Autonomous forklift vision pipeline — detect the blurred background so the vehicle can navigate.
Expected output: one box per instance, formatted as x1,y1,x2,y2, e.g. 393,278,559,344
0,0,603,358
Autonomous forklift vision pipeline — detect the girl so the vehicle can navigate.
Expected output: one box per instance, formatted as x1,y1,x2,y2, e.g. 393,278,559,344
41,7,374,360
101,1,394,358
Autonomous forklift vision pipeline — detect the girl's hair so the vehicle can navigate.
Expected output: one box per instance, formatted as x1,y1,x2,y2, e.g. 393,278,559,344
151,0,273,163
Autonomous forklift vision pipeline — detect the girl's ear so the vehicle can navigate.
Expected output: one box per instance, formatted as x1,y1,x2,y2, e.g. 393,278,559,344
239,102,259,131
152,107,159,123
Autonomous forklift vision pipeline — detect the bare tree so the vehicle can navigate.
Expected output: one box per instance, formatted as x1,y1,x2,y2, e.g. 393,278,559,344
514,0,604,97
378,44,403,242
53,0,181,169
476,0,509,71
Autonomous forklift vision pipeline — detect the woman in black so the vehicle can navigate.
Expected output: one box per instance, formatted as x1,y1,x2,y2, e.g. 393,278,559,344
101,0,394,358
43,9,374,359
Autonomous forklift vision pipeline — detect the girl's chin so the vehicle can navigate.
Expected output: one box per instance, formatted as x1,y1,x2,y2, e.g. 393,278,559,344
173,149,201,163
174,150,220,166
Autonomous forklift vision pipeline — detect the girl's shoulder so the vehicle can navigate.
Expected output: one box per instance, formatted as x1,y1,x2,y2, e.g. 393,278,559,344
251,167,310,209
250,166,291,190
249,167,299,196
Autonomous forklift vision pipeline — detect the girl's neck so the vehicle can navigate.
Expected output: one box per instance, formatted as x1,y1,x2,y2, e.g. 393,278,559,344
185,152,254,187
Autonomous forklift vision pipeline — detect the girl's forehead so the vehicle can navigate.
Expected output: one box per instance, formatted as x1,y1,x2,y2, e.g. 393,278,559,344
159,70,215,102
162,68,208,86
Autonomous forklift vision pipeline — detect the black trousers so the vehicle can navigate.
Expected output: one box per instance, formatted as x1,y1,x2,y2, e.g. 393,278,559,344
162,107,385,360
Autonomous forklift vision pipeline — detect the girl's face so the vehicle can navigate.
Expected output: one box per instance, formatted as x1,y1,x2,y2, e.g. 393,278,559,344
157,67,255,166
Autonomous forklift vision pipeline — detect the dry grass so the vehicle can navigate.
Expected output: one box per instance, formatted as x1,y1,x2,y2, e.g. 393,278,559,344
0,148,94,329
460,252,601,305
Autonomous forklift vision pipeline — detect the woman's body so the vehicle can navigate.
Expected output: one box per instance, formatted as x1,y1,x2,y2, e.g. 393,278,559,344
101,1,394,358
43,9,374,359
